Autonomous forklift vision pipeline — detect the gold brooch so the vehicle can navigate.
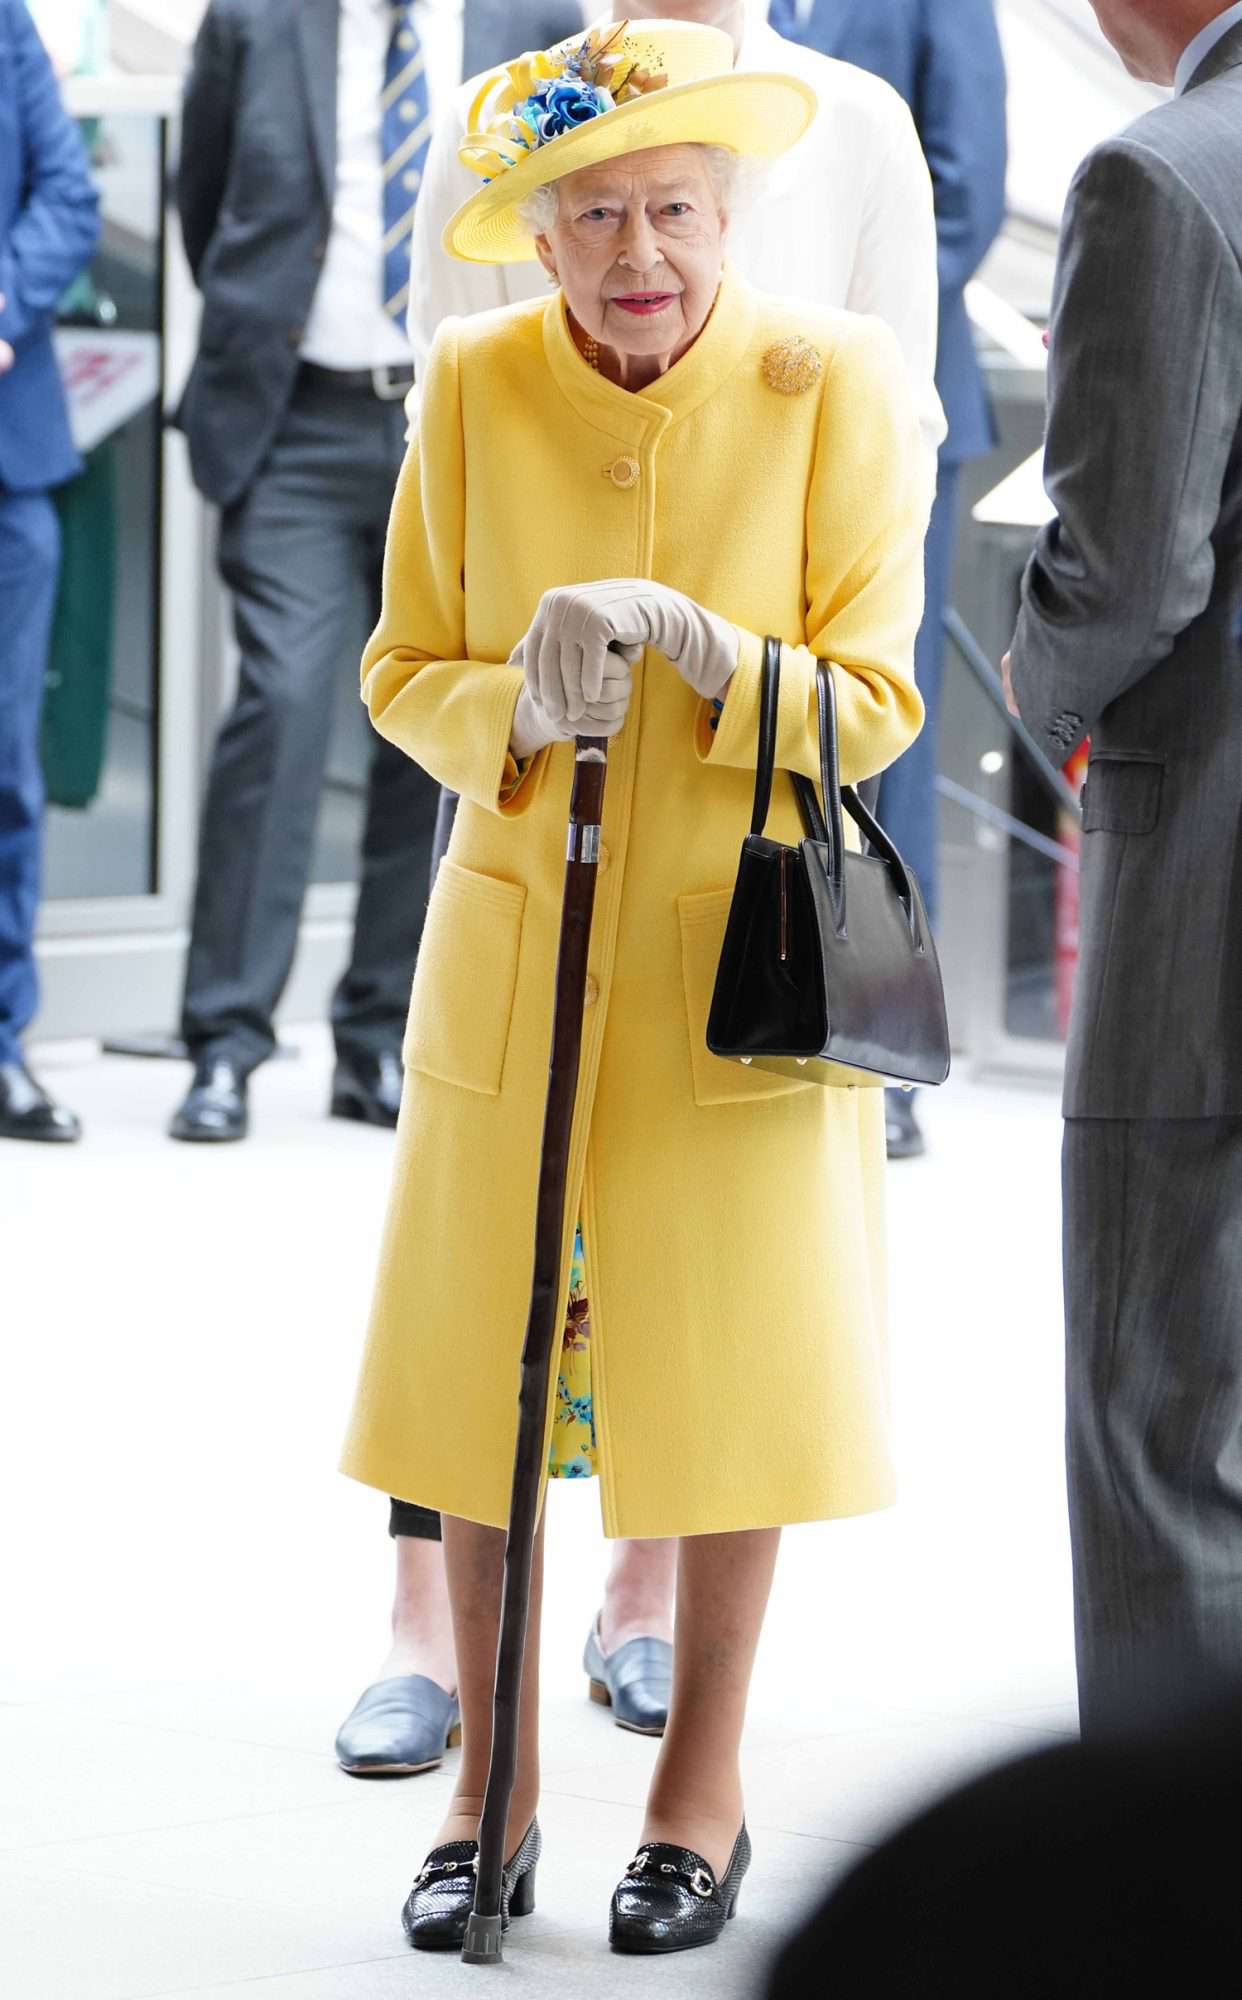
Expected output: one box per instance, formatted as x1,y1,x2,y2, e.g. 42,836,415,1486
761,337,823,397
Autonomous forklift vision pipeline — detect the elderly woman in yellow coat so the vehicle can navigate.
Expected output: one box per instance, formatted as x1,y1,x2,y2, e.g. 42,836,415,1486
341,18,929,1956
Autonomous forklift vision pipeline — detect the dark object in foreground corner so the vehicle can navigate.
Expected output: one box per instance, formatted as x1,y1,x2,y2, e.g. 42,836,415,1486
766,1695,1242,1997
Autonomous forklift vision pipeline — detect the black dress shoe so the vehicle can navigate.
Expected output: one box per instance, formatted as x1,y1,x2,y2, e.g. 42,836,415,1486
335,1674,460,1776
330,1047,403,1129
885,1087,925,1160
610,1824,751,1954
402,1818,541,1951
169,1057,248,1142
0,1060,81,1143
584,1618,672,1736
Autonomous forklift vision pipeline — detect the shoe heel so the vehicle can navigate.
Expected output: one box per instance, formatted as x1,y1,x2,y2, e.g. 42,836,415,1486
509,1864,536,1918
588,1678,612,1708
446,1721,462,1749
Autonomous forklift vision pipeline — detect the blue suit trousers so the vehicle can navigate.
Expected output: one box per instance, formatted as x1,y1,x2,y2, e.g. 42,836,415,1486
0,489,59,1064
876,460,960,925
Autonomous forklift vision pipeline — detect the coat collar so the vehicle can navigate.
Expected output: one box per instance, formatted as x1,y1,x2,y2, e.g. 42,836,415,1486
1183,16,1242,92
541,263,760,445
296,0,340,203
801,0,868,58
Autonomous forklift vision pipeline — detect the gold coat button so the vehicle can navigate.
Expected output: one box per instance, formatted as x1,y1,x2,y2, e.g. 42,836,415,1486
604,456,640,489
584,975,600,1006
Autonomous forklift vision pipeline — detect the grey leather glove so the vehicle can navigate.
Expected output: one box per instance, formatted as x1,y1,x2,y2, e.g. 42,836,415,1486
511,581,737,754
577,579,738,702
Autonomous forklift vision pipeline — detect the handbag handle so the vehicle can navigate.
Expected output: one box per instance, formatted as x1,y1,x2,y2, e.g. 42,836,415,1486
752,642,922,942
749,635,783,836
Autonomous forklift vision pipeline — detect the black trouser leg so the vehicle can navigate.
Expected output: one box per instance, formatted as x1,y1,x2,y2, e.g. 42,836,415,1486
390,1499,442,1541
1064,1116,1242,1734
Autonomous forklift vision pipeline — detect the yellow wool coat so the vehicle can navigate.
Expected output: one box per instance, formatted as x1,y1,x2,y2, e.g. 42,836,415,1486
340,265,930,1539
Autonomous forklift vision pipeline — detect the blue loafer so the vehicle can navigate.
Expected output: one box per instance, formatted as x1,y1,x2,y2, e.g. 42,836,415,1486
584,1619,673,1737
335,1674,461,1776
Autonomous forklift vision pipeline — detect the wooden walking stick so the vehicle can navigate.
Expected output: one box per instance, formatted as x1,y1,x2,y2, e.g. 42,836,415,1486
462,732,609,1966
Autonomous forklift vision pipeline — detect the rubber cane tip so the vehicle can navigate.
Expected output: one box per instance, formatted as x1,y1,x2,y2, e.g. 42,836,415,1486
461,1913,505,1964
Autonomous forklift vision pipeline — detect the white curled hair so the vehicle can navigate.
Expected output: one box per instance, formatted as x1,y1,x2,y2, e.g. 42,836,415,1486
517,144,766,237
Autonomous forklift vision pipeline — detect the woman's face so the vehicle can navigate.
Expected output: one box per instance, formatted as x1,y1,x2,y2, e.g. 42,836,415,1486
536,144,727,371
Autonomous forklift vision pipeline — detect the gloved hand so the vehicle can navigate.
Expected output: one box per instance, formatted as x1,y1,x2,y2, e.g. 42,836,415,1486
512,581,737,749
509,631,634,759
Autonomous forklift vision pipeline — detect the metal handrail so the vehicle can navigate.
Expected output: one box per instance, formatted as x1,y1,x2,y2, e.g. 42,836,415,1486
943,607,1084,824
936,774,1079,871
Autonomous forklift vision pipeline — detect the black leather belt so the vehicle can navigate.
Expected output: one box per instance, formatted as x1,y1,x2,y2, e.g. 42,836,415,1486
298,359,415,400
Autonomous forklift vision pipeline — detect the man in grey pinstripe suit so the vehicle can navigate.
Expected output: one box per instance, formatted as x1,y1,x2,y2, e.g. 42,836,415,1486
1006,1,1242,1732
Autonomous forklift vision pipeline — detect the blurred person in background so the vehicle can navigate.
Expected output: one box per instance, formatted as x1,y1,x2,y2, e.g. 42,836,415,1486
332,0,944,1783
0,0,100,1143
170,0,582,1142
1004,0,1242,1734
769,0,1008,1161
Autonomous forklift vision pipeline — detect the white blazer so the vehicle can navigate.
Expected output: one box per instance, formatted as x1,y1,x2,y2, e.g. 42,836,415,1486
408,16,946,460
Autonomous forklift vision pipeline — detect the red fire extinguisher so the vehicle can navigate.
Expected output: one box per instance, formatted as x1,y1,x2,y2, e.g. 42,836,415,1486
1055,740,1089,1038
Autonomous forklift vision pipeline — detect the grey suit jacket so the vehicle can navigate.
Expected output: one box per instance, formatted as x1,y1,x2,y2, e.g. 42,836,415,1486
1010,25,1242,1119
176,0,579,507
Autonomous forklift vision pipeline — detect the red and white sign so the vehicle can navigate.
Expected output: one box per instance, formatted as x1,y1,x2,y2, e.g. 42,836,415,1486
54,327,161,454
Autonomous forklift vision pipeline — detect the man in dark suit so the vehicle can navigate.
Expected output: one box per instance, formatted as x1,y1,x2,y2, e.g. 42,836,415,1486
0,0,99,1143
769,0,1008,1158
171,0,574,1142
1005,0,1242,1733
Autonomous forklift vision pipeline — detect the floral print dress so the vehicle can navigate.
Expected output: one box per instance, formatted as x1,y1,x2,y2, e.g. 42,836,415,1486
548,1225,596,1478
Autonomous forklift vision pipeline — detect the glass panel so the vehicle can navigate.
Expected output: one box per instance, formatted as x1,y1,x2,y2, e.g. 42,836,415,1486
43,114,163,902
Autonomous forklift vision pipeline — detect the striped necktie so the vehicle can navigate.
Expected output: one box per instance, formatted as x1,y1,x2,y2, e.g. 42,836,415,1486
381,3,432,322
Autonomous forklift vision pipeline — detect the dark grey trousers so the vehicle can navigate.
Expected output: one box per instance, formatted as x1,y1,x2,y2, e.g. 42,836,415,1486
1064,1117,1242,1733
180,369,439,1072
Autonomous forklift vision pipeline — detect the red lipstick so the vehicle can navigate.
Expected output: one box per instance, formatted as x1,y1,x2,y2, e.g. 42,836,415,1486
611,293,677,316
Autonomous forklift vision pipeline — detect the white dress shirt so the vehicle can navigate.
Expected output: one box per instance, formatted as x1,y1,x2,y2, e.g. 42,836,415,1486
301,0,464,369
1174,0,1242,93
406,15,945,458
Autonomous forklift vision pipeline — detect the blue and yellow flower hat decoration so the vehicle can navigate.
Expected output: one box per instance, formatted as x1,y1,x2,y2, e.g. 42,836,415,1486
443,20,817,264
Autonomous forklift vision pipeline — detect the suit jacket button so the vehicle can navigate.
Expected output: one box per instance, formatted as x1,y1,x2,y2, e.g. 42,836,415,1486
584,975,600,1006
604,456,640,489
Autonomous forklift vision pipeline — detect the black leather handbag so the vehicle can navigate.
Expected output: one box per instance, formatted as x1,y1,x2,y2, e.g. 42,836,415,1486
707,638,951,1090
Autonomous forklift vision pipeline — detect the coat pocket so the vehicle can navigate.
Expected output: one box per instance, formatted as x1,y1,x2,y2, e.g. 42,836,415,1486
1082,752,1165,835
678,890,813,1108
403,860,526,1096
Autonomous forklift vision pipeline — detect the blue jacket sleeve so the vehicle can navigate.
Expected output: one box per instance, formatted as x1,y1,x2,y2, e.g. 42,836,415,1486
0,2,101,352
916,0,1008,297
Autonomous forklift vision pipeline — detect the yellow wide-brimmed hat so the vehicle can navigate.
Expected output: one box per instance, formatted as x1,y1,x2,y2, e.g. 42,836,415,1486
444,20,817,264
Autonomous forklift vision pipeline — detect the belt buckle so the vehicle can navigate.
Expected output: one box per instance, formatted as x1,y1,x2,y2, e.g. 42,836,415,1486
371,363,412,402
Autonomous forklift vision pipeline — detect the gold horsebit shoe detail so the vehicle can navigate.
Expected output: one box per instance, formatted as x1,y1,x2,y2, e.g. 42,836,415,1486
603,455,641,488
761,336,824,396
629,1850,714,1898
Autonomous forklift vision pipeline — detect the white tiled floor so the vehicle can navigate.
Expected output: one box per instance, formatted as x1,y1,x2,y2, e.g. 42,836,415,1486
1,1033,1076,1999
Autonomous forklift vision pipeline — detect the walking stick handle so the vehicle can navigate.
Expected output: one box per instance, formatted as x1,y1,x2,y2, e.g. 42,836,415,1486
463,733,609,1966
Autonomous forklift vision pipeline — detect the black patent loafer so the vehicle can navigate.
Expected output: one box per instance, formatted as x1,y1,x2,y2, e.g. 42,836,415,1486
335,1674,460,1777
402,1817,540,1951
885,1087,925,1161
584,1618,672,1736
0,1059,81,1143
169,1057,248,1142
610,1824,751,1955
330,1047,403,1129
